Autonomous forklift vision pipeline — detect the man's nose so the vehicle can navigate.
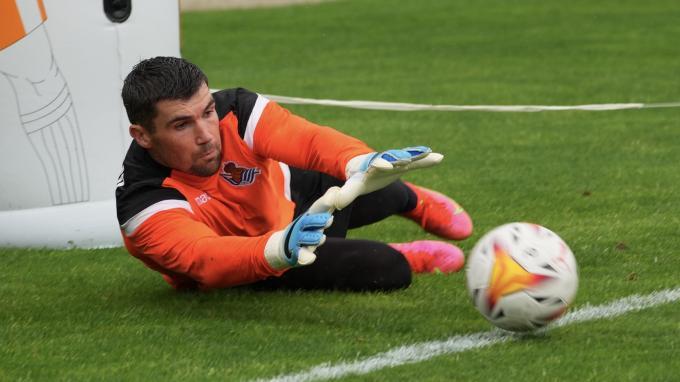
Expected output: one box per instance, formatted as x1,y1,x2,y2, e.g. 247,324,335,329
195,120,212,144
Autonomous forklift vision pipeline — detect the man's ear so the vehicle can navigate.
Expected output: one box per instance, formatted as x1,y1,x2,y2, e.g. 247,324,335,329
129,124,152,149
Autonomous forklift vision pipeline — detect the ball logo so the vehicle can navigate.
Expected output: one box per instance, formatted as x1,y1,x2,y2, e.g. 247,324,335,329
220,161,261,186
487,242,549,310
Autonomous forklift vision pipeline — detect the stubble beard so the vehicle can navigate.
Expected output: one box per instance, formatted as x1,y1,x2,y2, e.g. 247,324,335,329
190,144,221,177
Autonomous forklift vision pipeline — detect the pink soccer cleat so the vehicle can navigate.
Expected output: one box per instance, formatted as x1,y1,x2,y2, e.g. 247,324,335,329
390,240,465,274
401,182,473,240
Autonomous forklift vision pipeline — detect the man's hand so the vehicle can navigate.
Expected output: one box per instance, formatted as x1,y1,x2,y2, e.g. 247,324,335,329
264,212,334,270
318,146,443,212
307,147,443,214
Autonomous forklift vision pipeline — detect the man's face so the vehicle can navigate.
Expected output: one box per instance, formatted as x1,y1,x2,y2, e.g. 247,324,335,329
131,83,222,176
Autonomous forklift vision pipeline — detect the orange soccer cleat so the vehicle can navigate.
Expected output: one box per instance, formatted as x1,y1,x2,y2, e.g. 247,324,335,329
401,182,473,240
390,240,465,274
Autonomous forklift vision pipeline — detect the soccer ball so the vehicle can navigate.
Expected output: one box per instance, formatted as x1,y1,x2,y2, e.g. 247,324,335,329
466,222,578,332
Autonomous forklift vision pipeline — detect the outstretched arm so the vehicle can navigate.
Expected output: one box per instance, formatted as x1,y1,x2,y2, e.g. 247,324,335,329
248,99,374,179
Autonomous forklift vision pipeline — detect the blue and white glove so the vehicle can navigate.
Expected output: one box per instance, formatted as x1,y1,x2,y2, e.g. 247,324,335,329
308,146,443,214
264,212,334,270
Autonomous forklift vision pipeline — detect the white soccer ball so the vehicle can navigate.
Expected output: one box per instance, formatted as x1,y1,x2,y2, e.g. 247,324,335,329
466,222,578,332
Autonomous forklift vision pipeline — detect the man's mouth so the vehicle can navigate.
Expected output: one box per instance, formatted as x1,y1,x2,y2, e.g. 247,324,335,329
198,145,217,160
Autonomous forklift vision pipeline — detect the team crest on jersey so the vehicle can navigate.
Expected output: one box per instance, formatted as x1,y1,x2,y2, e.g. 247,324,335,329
220,161,261,186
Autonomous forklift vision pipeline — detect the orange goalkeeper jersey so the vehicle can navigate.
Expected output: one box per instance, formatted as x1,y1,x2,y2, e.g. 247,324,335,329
116,88,372,290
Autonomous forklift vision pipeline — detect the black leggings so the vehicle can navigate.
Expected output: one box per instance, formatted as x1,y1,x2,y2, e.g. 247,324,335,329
253,168,417,292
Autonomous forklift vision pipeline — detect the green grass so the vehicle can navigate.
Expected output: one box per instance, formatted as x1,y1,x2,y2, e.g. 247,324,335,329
3,0,680,380
182,0,680,104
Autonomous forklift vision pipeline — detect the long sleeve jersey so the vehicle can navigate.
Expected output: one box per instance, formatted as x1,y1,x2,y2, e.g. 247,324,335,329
115,88,372,290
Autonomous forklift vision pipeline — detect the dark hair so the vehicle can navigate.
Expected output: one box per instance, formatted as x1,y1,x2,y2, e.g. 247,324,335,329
122,56,208,132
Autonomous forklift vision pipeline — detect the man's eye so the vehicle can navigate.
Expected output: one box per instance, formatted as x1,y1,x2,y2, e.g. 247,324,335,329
204,109,214,117
175,123,187,130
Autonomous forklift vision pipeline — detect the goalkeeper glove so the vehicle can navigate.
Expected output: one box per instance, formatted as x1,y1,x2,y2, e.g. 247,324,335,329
264,212,334,270
329,146,443,210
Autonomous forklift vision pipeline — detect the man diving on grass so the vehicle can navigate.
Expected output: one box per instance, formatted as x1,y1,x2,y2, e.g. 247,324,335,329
116,56,473,291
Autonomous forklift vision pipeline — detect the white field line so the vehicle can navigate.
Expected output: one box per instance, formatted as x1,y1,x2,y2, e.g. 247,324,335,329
263,94,680,112
209,89,680,112
256,287,680,382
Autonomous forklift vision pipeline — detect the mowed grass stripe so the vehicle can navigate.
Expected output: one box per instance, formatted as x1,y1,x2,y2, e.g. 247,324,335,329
258,288,680,382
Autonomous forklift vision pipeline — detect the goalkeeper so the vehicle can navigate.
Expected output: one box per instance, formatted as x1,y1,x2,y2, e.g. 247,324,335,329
116,57,473,291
